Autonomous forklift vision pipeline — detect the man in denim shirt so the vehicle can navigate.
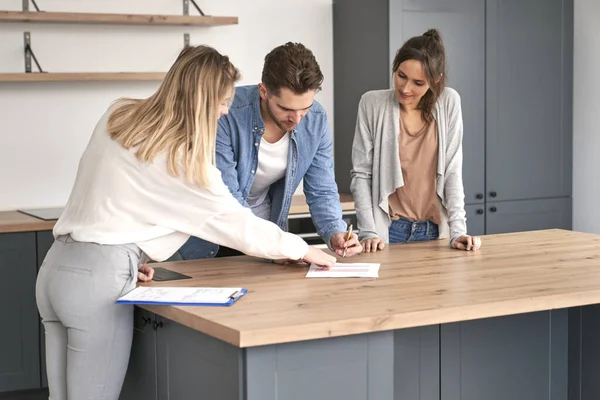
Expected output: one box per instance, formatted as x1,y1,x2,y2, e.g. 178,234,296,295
179,42,361,260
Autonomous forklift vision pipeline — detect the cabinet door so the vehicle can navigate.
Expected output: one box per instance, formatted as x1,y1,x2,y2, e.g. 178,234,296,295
119,308,158,400
0,232,40,392
390,0,486,204
569,306,600,400
441,310,568,400
36,231,55,268
394,325,440,400
485,0,573,202
333,0,390,193
485,197,571,235
156,316,243,400
36,230,54,388
465,205,485,237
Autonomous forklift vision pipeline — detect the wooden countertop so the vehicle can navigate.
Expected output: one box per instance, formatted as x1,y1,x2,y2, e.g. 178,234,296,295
140,229,600,348
289,193,354,215
0,211,55,233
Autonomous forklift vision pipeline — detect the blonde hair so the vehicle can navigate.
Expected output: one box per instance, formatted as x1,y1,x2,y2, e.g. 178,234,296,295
108,45,241,186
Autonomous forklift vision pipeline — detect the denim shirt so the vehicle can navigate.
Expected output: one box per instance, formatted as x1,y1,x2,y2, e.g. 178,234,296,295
178,84,347,260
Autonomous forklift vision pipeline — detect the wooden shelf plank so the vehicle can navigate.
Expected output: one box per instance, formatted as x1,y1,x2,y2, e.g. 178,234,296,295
289,193,354,216
0,72,166,82
0,10,238,26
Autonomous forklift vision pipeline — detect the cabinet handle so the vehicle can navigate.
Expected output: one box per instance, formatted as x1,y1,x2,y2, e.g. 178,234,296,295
489,206,497,213
475,193,483,200
152,320,164,330
141,316,152,326
476,209,484,215
489,191,497,198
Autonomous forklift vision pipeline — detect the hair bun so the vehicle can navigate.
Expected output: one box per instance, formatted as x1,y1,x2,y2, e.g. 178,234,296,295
423,29,442,43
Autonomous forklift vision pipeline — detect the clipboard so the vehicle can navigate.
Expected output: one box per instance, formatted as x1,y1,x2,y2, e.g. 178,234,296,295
115,287,247,307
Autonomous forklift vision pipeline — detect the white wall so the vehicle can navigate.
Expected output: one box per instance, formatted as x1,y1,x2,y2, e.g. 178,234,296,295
573,0,600,232
0,0,333,210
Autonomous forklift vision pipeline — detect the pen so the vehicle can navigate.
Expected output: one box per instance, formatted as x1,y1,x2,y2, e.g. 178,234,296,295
342,224,353,257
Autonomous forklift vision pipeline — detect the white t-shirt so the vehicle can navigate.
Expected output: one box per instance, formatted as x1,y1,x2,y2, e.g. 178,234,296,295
246,133,290,219
52,105,308,262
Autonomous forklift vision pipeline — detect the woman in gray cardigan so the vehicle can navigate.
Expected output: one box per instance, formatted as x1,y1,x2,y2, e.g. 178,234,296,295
350,29,482,253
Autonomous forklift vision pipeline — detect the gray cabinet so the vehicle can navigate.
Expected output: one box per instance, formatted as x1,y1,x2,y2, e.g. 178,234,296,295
120,312,243,400
485,197,572,234
394,325,440,400
333,0,390,193
123,311,573,400
245,332,393,400
441,310,568,400
36,230,54,389
123,314,394,400
122,313,395,400
465,205,485,236
36,231,54,267
390,0,486,205
485,0,572,203
482,0,572,233
569,306,600,400
119,308,158,400
0,232,40,392
156,315,244,400
333,0,572,235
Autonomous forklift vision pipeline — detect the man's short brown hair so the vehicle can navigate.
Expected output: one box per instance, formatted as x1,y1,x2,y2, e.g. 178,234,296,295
261,42,324,95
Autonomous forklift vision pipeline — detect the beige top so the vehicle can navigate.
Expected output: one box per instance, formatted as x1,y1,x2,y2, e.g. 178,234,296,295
388,115,442,224
350,88,467,245
139,229,600,348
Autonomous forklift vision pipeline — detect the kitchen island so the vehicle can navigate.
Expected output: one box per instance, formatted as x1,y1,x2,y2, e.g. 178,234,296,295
120,229,600,400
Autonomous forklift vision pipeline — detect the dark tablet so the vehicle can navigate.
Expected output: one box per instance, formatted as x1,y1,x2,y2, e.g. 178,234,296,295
152,267,192,282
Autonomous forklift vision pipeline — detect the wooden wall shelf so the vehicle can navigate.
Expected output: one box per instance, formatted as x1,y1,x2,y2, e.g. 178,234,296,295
0,10,238,26
0,72,166,82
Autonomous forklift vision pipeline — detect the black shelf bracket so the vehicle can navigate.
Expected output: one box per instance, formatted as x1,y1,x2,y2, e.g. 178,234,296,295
24,32,46,73
22,0,42,12
183,0,206,16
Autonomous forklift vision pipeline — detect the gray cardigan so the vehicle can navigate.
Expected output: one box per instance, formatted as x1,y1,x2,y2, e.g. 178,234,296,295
350,87,467,245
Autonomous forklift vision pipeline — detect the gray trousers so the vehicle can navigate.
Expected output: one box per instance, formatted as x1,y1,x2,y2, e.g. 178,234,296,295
35,235,140,400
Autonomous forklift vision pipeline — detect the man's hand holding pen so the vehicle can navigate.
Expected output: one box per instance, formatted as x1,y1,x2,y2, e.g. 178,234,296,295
331,225,362,257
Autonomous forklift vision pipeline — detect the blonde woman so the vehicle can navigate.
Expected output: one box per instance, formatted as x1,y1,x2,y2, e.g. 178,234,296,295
35,45,336,400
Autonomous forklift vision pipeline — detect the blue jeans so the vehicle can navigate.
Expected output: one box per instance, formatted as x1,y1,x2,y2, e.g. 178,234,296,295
388,218,439,243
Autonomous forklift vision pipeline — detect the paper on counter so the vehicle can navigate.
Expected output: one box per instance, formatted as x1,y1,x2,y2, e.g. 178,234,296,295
306,262,380,278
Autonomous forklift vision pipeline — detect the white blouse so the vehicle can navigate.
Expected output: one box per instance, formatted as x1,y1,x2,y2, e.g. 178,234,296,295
53,105,308,262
